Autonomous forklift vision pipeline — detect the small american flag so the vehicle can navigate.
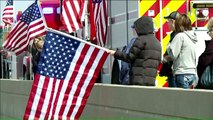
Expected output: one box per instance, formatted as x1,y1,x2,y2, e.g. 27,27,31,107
62,0,87,33
90,0,108,47
23,29,109,120
2,0,13,26
3,2,46,55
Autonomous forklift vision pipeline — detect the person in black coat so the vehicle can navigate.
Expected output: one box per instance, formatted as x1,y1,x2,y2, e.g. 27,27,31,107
108,16,162,86
160,11,180,87
197,17,213,89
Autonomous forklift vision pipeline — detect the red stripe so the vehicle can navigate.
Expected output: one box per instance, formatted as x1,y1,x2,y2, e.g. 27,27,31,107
58,44,90,117
3,7,13,11
34,77,50,118
141,1,159,17
78,0,85,19
99,14,105,46
75,51,108,118
66,46,99,118
23,74,40,120
69,0,81,29
2,12,13,16
162,0,171,8
44,78,57,120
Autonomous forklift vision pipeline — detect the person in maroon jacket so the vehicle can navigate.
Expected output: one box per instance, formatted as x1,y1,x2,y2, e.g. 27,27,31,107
197,17,213,89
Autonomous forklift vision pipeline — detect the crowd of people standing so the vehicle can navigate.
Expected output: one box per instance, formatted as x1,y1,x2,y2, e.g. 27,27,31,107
1,11,213,90
110,11,213,90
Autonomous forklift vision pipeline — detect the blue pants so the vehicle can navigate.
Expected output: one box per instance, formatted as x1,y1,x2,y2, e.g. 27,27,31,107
174,74,196,89
168,76,176,87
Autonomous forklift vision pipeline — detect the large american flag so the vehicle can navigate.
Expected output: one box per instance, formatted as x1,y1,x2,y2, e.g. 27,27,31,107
2,0,13,26
62,0,87,33
90,0,108,47
23,29,109,120
3,2,46,55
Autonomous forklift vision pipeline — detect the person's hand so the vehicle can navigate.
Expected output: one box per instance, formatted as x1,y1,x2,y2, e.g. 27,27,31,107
0,49,11,59
163,55,172,63
107,49,116,56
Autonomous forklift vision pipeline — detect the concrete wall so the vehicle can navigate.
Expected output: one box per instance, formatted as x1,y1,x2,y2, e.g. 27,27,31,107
0,79,213,120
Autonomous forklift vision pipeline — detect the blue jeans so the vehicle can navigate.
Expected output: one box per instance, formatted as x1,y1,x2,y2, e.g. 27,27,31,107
174,74,196,89
168,76,176,87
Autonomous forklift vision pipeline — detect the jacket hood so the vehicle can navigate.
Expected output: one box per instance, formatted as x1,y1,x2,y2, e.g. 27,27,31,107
184,31,198,43
133,16,154,36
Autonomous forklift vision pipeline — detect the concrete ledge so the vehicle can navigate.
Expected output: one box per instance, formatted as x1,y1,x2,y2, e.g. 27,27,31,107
1,79,213,120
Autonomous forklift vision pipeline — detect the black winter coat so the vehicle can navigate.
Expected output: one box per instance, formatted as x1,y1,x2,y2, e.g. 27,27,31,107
114,16,161,86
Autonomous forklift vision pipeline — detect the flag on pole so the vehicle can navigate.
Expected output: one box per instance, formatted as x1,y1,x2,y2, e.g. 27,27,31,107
3,2,46,55
62,0,87,33
89,0,108,47
23,29,109,120
2,0,14,26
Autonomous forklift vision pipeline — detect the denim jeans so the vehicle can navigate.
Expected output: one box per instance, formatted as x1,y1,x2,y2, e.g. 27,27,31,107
168,76,176,87
174,74,196,89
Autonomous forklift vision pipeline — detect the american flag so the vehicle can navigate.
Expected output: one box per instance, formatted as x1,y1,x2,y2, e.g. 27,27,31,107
62,0,87,33
23,29,109,120
2,0,13,26
3,2,46,55
90,0,108,47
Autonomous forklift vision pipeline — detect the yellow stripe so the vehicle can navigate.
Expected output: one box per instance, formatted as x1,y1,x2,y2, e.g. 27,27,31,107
162,35,170,54
188,5,197,25
155,0,185,29
139,0,156,17
156,75,167,87
155,0,186,87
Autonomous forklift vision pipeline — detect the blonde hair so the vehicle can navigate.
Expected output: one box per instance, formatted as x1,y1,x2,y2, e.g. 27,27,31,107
207,17,213,30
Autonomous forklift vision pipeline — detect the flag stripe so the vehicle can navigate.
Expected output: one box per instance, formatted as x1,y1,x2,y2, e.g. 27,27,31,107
59,43,90,118
48,79,61,120
29,75,46,119
44,78,57,120
70,48,103,119
40,77,54,119
62,0,86,33
34,76,50,118
75,51,108,118
24,74,40,120
67,46,99,118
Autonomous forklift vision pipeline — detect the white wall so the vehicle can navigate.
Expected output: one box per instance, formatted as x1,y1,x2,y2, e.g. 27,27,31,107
0,0,34,26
